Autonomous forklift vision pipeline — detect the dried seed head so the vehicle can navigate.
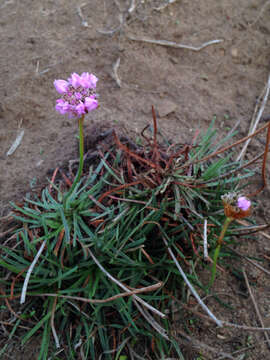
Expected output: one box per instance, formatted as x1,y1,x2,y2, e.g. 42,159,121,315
221,193,251,219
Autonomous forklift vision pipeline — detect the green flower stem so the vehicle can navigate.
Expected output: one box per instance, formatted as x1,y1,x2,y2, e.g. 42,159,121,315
208,216,233,289
65,115,85,200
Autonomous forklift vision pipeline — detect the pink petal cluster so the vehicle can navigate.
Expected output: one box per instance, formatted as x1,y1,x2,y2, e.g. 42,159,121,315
54,72,98,118
237,196,251,211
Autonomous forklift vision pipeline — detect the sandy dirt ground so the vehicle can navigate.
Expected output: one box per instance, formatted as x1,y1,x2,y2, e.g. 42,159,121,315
1,0,270,358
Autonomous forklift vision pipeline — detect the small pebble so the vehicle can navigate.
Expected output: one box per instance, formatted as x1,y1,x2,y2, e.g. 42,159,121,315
231,48,238,58
156,99,177,117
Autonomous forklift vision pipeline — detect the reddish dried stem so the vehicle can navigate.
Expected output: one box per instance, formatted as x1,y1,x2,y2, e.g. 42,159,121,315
113,130,162,170
151,106,160,165
98,180,142,203
49,167,59,194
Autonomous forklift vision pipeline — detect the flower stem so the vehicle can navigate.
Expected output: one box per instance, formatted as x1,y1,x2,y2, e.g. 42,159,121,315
208,216,233,290
65,115,85,200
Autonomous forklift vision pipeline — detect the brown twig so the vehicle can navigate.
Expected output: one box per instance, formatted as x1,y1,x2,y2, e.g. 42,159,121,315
59,169,72,188
140,247,155,264
0,288,31,322
242,268,270,349
50,296,60,348
235,219,270,240
151,106,160,165
141,124,152,145
0,213,13,222
127,34,223,51
248,120,270,197
229,223,270,237
0,226,18,238
112,57,121,87
0,321,31,330
237,74,270,162
23,282,163,304
10,268,27,300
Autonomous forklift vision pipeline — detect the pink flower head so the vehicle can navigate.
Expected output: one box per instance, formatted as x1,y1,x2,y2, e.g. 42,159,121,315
237,196,251,211
54,72,98,117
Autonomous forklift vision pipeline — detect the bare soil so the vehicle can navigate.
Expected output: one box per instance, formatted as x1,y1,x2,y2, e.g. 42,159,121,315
1,0,270,359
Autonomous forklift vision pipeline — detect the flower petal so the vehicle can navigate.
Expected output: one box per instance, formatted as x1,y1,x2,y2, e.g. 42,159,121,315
237,196,251,211
54,79,69,94
85,96,98,112
75,103,86,116
81,72,98,89
68,73,82,88
75,92,82,100
55,99,70,114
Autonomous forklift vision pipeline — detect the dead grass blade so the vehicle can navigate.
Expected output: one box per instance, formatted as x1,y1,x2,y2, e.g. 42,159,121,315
127,34,223,51
34,282,163,304
236,74,270,162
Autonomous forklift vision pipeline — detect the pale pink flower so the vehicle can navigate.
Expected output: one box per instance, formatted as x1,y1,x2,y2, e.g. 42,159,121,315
237,196,251,211
222,193,251,219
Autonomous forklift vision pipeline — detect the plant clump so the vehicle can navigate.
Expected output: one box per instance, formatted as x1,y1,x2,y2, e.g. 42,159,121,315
0,74,269,359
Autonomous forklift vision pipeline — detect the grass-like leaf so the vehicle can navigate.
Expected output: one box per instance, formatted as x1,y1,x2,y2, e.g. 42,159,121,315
0,119,259,359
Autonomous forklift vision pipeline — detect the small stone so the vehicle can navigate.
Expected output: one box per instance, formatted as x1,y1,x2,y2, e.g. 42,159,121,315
36,159,44,167
156,99,177,118
231,48,238,58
